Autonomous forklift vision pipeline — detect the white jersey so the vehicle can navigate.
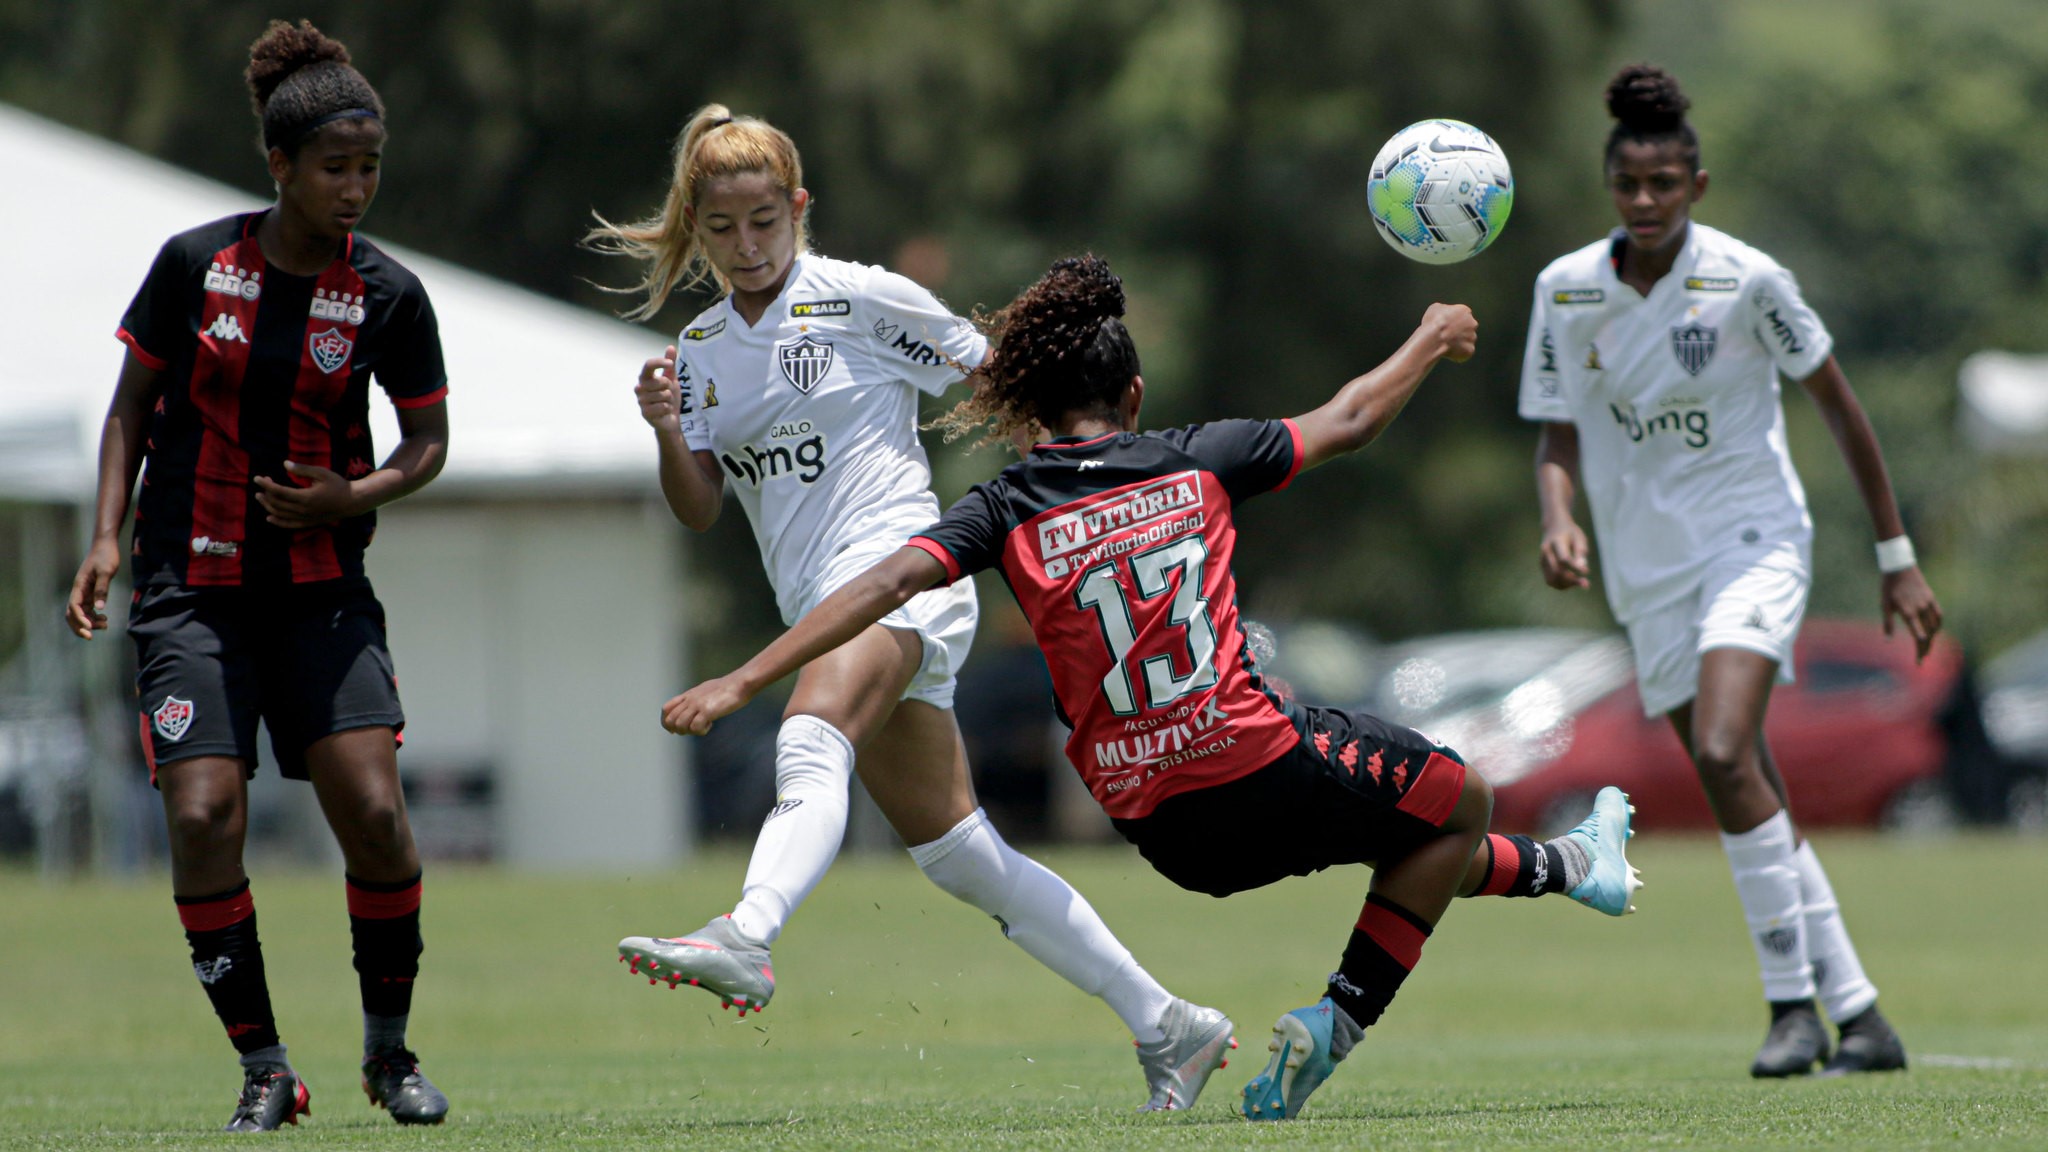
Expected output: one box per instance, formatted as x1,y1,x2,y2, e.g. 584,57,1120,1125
675,254,987,623
1517,223,1834,623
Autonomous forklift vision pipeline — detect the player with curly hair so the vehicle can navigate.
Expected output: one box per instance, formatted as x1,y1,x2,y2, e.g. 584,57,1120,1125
658,254,1642,1120
65,19,450,1131
1518,63,1937,1077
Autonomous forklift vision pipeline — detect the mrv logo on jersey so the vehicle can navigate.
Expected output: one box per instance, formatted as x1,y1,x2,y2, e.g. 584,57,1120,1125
1035,472,1205,578
720,422,829,486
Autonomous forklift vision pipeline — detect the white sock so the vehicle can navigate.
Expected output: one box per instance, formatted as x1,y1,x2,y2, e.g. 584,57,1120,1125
910,808,1174,1043
1792,840,1878,1022
1719,809,1815,1003
729,715,854,946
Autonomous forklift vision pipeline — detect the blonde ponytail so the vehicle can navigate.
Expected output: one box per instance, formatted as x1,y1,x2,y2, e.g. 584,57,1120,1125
586,104,809,321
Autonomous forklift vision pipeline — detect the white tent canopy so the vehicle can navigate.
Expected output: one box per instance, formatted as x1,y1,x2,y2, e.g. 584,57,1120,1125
1959,351,2048,457
0,102,665,500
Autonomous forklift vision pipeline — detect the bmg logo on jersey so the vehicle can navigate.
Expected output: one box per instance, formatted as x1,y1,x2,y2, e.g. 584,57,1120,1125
1611,401,1711,449
720,422,829,486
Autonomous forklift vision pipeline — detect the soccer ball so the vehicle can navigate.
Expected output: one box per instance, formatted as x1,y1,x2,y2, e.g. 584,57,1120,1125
1367,119,1514,265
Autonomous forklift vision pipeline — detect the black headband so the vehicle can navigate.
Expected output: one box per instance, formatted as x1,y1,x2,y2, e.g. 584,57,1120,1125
272,107,381,150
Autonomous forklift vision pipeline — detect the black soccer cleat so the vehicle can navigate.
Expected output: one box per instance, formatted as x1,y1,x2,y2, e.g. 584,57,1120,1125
362,1047,449,1125
1818,1005,1907,1077
223,1064,311,1132
1750,1000,1830,1078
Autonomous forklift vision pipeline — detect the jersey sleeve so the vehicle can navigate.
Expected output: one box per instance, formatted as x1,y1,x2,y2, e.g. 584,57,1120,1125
1517,281,1570,422
374,278,449,409
907,483,1007,586
862,268,988,396
116,236,198,371
1161,418,1304,504
674,343,712,452
1748,262,1834,381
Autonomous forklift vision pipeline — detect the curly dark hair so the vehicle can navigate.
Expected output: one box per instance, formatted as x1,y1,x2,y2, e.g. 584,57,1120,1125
933,254,1140,450
245,19,384,157
1604,63,1699,173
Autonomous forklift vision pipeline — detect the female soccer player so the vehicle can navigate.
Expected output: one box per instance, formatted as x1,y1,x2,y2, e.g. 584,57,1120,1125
589,107,1230,1111
658,255,1641,1121
1518,64,1939,1077
63,20,450,1132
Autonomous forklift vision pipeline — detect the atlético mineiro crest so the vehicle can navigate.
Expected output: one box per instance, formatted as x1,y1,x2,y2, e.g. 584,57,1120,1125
309,327,355,375
778,335,834,394
152,695,194,742
1670,321,1718,376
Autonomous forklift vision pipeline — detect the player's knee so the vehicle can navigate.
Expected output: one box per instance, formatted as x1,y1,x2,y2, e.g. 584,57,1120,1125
1691,742,1749,799
1447,766,1495,835
165,793,238,858
344,796,411,866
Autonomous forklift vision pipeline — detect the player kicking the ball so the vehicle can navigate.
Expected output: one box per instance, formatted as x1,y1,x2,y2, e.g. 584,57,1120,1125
659,255,1642,1120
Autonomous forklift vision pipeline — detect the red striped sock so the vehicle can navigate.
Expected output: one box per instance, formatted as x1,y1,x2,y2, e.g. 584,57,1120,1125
1325,893,1434,1030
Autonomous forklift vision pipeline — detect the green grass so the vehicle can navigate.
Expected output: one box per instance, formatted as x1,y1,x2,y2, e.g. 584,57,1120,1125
3,834,2045,1149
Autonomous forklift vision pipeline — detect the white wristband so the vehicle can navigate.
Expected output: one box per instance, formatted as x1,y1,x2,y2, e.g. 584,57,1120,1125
1875,535,1916,574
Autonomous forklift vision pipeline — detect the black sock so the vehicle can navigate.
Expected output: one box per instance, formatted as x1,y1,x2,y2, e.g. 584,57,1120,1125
347,871,424,1052
1475,834,1568,898
176,881,280,1057
1326,893,1434,1030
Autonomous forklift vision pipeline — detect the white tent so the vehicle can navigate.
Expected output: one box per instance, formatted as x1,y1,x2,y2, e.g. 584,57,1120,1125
0,103,691,868
1958,351,2048,456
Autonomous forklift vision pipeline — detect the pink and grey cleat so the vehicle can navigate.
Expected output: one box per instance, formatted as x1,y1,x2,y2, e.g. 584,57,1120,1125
618,915,775,1017
1137,999,1238,1111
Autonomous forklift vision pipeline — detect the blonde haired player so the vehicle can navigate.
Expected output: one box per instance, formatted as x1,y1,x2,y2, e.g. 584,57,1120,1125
585,105,1234,1110
1520,64,1940,1077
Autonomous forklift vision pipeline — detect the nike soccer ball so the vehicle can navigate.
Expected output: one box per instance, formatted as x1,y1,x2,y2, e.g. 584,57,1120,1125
1367,119,1514,265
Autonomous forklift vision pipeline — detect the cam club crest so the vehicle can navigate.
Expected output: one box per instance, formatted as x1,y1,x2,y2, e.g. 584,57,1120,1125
309,327,355,375
152,695,195,742
1670,321,1718,376
778,335,834,394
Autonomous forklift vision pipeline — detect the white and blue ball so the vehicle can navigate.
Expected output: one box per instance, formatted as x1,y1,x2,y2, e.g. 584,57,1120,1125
1367,119,1514,265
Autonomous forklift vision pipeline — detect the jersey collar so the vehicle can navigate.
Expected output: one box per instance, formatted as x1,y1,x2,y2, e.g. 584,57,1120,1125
1603,223,1700,303
1031,430,1125,452
725,253,808,338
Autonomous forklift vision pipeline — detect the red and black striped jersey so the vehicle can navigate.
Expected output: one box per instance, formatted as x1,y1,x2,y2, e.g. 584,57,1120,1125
116,212,447,588
910,420,1306,819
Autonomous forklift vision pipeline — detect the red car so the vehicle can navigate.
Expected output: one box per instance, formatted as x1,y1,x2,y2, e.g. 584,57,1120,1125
1272,620,1962,834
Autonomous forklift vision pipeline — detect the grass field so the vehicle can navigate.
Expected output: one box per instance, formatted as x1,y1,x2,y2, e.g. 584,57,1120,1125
3,834,2045,1150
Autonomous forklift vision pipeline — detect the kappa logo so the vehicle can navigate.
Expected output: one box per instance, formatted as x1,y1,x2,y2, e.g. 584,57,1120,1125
194,956,234,985
311,289,365,325
203,263,261,301
1685,276,1739,293
789,299,851,318
1671,321,1718,376
152,695,195,742
778,335,835,393
308,327,354,374
204,313,248,344
1552,288,1605,305
682,317,725,342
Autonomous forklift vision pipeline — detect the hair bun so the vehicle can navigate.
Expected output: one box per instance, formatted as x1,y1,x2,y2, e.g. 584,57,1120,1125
246,19,351,112
1605,63,1690,134
1046,254,1126,323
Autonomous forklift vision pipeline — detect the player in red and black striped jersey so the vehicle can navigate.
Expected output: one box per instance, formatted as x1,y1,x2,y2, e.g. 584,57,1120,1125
661,256,1643,1120
63,21,448,1132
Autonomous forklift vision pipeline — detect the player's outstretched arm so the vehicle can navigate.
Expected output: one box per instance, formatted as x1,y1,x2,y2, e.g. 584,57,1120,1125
661,547,949,734
66,351,159,640
1799,355,1942,659
1292,303,1477,471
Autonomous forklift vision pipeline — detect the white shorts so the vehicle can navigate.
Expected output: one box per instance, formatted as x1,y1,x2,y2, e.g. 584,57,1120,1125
1626,541,1810,718
799,543,978,711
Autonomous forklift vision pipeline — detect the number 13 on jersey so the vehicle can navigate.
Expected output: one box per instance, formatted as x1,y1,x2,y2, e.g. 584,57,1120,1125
1074,537,1219,716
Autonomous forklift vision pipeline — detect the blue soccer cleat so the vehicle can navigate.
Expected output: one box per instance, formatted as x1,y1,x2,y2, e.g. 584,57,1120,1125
1240,998,1341,1121
1565,785,1643,916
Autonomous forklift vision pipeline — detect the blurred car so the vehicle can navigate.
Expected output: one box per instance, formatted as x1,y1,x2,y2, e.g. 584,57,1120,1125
1264,620,1964,834
1980,628,2048,828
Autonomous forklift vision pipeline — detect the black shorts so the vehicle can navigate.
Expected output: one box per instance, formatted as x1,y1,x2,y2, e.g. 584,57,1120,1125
131,580,404,784
1111,703,1467,898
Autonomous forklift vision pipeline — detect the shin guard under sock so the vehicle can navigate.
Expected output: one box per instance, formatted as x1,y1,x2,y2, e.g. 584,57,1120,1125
347,872,423,1055
1326,893,1433,1031
176,880,280,1056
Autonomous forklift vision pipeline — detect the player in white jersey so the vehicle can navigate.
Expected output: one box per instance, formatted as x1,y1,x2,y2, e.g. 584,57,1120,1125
1517,65,1943,1078
584,105,1236,1110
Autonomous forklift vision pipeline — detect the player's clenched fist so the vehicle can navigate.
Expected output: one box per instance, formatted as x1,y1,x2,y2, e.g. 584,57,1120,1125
636,344,683,433
661,674,753,736
1424,302,1479,363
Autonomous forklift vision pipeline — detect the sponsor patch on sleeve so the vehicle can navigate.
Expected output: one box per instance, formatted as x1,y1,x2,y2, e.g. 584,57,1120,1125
1552,288,1604,305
